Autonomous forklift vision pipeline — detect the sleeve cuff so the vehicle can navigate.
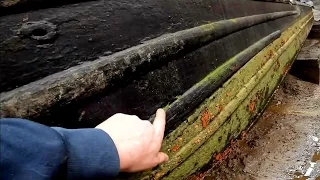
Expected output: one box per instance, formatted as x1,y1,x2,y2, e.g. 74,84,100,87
52,127,120,179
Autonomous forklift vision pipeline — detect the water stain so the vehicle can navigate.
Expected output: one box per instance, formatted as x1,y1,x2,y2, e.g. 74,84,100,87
293,176,309,180
292,171,307,180
267,103,320,116
266,103,292,114
294,171,304,176
311,152,320,162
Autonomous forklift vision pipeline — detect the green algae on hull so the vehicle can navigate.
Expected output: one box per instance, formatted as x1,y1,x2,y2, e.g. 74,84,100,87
133,10,314,180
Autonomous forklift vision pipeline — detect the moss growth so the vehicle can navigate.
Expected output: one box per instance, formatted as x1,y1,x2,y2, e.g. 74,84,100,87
162,12,313,179
130,10,313,180
162,103,171,111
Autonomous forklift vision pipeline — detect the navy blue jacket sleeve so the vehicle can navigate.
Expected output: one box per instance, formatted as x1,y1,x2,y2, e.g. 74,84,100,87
0,118,120,180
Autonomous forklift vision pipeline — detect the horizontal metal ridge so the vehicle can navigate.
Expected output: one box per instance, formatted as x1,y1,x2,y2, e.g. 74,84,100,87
158,30,281,132
0,11,295,119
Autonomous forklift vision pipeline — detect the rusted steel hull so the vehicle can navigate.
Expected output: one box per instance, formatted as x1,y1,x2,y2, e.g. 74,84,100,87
0,0,313,179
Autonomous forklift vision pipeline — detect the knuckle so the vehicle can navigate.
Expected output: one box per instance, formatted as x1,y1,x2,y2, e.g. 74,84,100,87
131,115,139,119
143,120,152,125
113,113,124,117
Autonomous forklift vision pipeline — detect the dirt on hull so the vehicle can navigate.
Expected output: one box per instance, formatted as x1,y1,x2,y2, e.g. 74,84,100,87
192,74,320,180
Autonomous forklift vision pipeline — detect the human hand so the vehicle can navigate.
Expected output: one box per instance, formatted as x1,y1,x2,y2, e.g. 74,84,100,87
96,109,169,172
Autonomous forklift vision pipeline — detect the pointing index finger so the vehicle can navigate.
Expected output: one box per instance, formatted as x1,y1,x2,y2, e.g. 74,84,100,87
153,109,166,141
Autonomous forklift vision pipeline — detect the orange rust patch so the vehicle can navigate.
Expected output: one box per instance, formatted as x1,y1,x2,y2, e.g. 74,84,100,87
249,99,255,112
273,58,281,71
194,124,199,129
282,63,291,75
216,104,223,112
268,50,274,58
172,145,180,152
178,137,183,142
215,147,233,162
201,108,210,128
215,153,223,161
194,139,201,144
226,92,230,97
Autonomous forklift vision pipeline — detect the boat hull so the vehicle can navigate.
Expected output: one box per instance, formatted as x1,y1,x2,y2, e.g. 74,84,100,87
145,10,313,180
0,0,313,179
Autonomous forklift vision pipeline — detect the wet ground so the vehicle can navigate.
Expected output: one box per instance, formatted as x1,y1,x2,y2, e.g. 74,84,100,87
193,75,319,180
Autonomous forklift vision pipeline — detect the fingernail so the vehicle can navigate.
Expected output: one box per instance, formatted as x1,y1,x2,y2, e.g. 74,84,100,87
165,154,169,162
157,108,165,114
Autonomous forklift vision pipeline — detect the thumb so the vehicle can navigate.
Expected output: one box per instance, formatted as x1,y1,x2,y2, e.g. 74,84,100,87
154,152,169,165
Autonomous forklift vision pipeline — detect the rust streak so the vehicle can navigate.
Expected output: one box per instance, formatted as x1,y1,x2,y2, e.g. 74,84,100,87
249,99,255,112
172,145,180,152
201,108,210,128
216,104,223,112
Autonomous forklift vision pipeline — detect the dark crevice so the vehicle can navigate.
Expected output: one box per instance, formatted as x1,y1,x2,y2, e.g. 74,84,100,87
32,28,48,37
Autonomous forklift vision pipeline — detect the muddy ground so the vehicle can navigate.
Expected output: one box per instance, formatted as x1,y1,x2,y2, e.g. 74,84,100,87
193,75,319,180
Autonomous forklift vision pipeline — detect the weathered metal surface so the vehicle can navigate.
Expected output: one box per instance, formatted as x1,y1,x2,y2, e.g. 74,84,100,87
131,10,313,179
0,1,313,179
0,6,304,129
0,11,292,127
158,30,281,132
0,0,298,93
